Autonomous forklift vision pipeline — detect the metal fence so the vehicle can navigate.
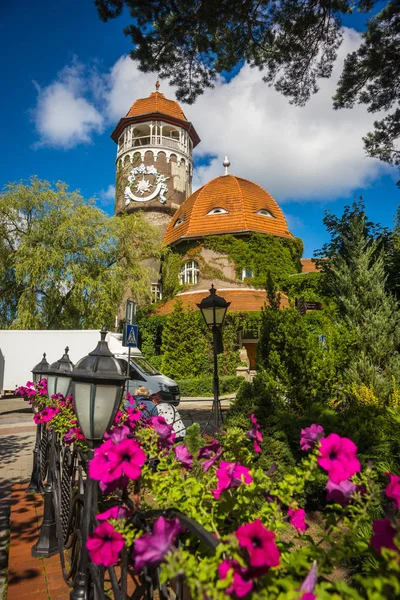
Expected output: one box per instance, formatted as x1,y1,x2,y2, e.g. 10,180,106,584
28,423,217,599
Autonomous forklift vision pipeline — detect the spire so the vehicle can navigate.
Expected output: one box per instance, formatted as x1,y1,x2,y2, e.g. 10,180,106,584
155,80,160,91
223,156,231,176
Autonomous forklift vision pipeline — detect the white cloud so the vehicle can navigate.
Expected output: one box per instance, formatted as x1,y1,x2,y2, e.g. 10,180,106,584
187,28,390,201
97,184,116,205
32,28,392,200
33,61,104,148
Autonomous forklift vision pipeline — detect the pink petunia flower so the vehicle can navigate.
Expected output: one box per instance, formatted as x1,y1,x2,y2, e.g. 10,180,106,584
300,424,324,451
86,522,125,567
34,406,58,424
99,476,128,494
300,560,317,597
326,479,356,506
212,461,252,499
246,414,263,453
133,517,183,571
96,506,130,521
218,559,253,598
107,439,146,481
103,424,130,443
64,427,85,445
89,440,119,482
371,518,399,554
235,519,280,569
318,433,360,484
173,445,193,470
385,473,400,510
149,416,176,449
288,507,307,534
197,440,223,472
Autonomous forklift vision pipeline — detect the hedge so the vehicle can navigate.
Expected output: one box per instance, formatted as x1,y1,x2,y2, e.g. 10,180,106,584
176,375,244,397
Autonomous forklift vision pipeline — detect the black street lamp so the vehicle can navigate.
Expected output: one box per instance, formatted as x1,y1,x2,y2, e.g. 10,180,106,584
197,285,230,431
69,328,128,600
71,328,128,442
42,347,74,398
32,353,50,384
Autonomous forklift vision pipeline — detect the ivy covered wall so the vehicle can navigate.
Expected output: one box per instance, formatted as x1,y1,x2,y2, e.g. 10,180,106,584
161,232,304,300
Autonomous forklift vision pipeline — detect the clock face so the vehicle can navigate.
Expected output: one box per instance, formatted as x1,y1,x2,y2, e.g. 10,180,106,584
124,164,169,205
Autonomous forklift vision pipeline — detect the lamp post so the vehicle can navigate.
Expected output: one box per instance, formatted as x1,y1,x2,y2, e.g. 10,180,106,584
32,353,50,384
42,347,74,398
32,348,75,557
69,328,128,600
197,285,230,431
27,354,50,494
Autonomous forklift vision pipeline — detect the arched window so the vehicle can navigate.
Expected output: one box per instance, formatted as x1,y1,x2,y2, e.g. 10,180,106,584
179,261,199,285
237,267,253,281
256,209,274,217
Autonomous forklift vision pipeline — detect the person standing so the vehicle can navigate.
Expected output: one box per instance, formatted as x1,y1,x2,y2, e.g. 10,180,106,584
149,393,186,441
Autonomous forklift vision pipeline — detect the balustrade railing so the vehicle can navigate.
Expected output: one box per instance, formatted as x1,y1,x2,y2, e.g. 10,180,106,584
28,420,217,599
118,135,186,156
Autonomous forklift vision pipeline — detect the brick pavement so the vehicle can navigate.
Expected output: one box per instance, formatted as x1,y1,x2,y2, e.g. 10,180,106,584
7,483,69,600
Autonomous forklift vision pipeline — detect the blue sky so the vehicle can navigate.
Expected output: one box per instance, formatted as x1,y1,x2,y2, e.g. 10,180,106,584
0,1,398,257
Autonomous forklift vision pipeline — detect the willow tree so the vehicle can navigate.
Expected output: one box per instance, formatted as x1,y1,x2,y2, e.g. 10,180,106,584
0,177,161,329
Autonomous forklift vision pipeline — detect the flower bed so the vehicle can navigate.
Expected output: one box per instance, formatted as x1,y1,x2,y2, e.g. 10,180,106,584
18,382,400,599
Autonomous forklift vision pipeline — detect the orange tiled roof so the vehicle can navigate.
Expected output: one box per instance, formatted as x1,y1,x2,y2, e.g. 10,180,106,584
126,92,187,122
153,288,290,315
164,175,293,246
300,258,320,273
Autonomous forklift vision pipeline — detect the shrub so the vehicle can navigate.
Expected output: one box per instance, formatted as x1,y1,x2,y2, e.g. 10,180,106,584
177,375,243,397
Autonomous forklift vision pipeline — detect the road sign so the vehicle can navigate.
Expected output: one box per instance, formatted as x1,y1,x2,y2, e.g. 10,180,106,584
305,301,322,311
123,324,138,348
125,300,136,324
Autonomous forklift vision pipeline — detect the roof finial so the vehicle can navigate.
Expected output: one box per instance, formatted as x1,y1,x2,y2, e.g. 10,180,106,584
223,156,231,176
155,80,160,91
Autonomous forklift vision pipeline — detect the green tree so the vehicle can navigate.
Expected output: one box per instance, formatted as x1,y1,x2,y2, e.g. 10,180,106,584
324,207,400,403
257,278,336,409
161,298,210,379
334,1,400,182
95,0,399,176
0,178,161,329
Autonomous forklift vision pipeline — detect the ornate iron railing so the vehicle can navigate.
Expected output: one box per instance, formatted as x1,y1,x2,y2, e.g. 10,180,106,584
28,423,217,599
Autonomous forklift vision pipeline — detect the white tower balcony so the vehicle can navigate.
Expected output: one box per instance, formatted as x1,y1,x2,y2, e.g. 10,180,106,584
116,121,193,163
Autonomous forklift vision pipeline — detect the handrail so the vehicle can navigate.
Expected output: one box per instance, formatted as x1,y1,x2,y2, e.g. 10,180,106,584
118,135,188,155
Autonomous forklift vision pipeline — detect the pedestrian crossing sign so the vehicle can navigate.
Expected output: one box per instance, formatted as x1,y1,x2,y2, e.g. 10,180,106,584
123,324,138,347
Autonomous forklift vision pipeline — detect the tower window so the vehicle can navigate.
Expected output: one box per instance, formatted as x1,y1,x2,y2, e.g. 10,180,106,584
206,207,228,215
256,209,274,217
174,218,184,227
238,268,253,281
179,261,199,286
151,283,162,303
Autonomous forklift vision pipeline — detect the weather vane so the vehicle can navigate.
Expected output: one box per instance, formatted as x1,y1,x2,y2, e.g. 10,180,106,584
155,80,160,91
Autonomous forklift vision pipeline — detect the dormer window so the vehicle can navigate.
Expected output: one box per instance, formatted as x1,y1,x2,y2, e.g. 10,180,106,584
207,208,228,215
174,218,184,227
257,209,274,217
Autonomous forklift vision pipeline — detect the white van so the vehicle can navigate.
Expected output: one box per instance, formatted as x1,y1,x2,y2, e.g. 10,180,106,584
115,354,180,407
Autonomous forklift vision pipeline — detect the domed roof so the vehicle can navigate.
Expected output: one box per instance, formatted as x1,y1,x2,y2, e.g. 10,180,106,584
126,91,187,122
164,174,293,246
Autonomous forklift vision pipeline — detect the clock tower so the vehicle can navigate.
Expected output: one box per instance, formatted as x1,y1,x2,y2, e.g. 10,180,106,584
111,83,200,237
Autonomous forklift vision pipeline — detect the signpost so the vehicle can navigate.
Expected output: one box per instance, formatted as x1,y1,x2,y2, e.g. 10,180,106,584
123,300,137,377
295,298,322,315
